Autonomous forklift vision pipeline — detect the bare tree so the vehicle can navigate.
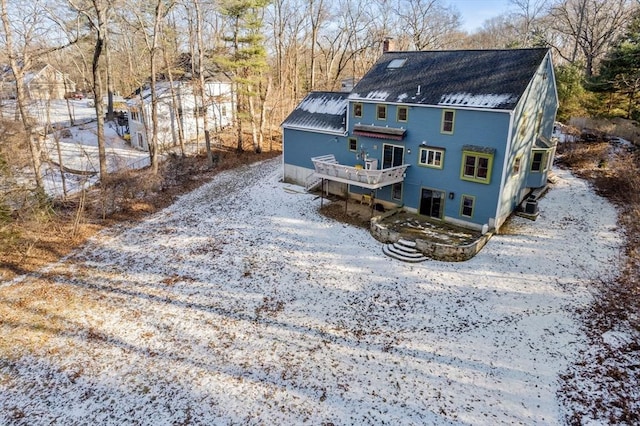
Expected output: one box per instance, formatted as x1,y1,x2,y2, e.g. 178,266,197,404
160,13,186,156
0,0,44,190
307,0,327,90
316,0,377,90
192,0,215,165
68,0,111,180
107,14,148,98
0,0,78,192
508,0,550,46
395,0,461,50
265,0,307,122
464,14,522,49
550,0,635,76
130,0,174,174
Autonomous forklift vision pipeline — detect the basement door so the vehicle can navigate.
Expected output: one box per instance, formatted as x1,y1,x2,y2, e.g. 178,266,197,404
419,188,444,219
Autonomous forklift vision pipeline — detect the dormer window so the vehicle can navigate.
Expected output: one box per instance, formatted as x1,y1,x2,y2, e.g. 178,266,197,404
387,58,407,69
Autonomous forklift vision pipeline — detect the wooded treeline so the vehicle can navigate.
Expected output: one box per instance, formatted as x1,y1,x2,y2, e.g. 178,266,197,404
1,0,639,187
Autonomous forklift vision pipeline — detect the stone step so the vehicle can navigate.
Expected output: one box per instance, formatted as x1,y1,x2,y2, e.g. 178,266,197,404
382,243,428,263
387,243,424,258
397,238,417,248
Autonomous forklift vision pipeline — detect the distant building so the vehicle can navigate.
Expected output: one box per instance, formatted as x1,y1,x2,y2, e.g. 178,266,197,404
127,78,234,152
0,63,76,100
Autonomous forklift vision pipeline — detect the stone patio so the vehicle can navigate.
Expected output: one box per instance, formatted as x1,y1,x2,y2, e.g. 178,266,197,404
319,197,492,262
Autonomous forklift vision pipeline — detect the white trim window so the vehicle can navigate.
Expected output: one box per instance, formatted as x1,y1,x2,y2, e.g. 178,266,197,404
418,147,444,169
441,109,455,134
382,144,404,168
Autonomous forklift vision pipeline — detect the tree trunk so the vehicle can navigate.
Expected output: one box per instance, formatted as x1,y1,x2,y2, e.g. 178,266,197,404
105,30,115,122
248,85,259,152
193,0,214,167
309,0,324,90
162,27,185,156
82,0,110,182
186,11,201,151
148,0,165,175
92,33,108,180
54,132,68,198
63,77,75,126
258,76,271,152
149,67,159,174
236,86,243,152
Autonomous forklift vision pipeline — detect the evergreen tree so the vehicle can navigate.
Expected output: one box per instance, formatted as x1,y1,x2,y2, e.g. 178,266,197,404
555,62,589,122
591,10,640,119
218,0,269,152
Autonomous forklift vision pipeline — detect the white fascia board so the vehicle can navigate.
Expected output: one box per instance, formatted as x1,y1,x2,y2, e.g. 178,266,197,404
281,125,347,136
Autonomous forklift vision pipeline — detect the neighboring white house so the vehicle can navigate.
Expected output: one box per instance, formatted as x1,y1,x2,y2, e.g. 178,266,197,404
127,78,234,152
1,63,76,100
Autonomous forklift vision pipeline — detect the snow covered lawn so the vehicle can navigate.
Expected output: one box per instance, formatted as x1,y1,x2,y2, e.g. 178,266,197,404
0,157,622,424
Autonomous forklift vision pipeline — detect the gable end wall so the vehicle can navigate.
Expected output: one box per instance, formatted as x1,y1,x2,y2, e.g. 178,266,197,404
495,52,558,228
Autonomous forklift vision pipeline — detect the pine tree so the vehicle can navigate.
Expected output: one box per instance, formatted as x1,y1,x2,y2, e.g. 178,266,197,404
555,62,589,122
591,10,640,119
217,0,269,152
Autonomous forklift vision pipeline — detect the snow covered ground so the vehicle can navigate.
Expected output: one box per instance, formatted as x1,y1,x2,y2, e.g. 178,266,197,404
0,157,622,424
2,99,150,197
40,120,150,197
35,100,150,197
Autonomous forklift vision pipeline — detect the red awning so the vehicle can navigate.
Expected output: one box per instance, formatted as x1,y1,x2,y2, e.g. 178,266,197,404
353,130,404,140
353,124,406,141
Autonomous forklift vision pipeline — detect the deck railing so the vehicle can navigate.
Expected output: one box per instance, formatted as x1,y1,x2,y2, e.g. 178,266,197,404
311,154,409,190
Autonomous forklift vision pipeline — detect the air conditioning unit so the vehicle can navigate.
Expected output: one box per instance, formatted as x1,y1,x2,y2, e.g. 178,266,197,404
525,200,538,214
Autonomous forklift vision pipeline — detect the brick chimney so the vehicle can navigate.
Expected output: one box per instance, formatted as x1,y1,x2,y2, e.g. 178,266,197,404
383,37,393,53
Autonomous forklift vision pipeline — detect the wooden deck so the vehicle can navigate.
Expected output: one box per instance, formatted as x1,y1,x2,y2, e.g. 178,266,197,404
311,154,409,190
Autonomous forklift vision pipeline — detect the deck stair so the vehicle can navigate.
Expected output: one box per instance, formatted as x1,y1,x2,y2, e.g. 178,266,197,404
305,160,337,192
305,177,323,192
382,239,428,263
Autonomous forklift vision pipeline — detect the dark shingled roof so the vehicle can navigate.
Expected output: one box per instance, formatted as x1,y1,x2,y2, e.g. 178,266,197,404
535,135,554,149
281,91,348,134
349,48,550,110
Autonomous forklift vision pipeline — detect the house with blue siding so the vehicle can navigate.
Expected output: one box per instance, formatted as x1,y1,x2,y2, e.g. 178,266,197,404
282,48,558,232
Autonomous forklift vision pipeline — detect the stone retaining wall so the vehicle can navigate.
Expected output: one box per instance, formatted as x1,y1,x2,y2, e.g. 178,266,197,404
370,211,493,262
